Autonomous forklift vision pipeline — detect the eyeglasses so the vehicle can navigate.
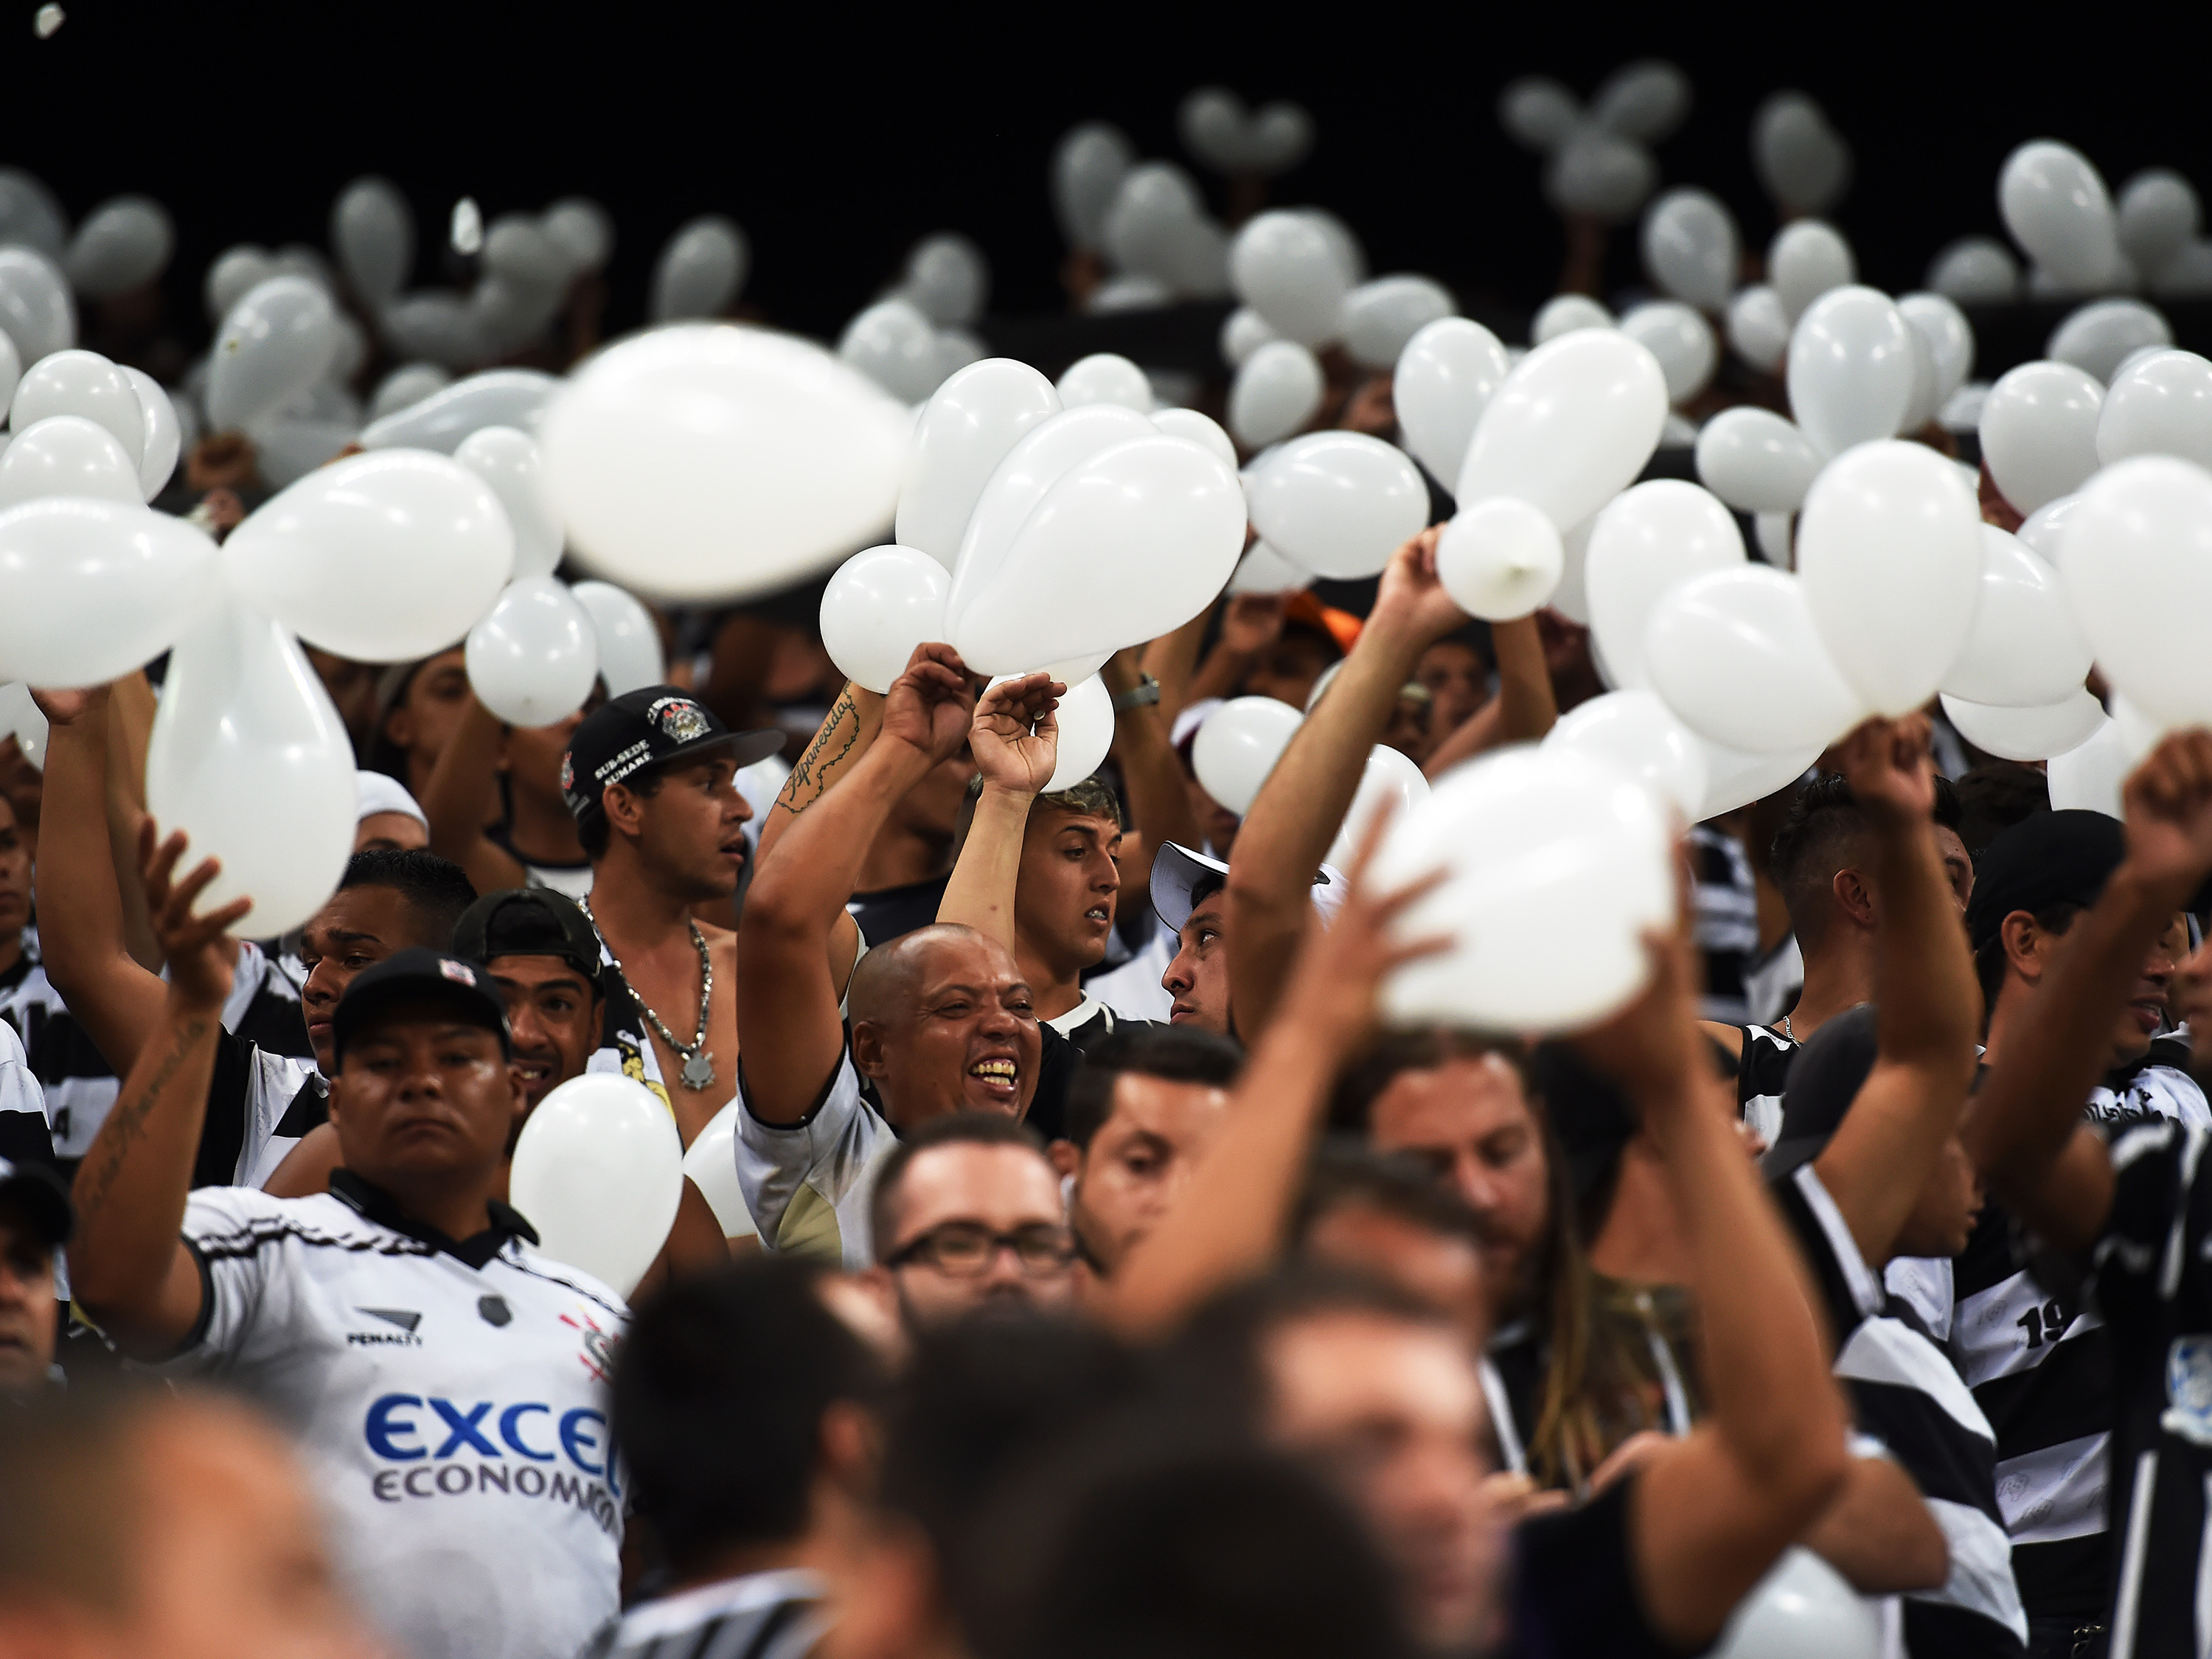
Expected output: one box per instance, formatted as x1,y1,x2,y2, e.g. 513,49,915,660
886,1221,1077,1278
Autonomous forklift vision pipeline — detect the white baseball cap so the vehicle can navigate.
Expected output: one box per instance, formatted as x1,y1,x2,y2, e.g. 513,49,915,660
355,770,428,830
1150,841,1346,934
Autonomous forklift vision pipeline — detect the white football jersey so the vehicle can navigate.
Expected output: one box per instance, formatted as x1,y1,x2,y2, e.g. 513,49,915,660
161,1177,627,1659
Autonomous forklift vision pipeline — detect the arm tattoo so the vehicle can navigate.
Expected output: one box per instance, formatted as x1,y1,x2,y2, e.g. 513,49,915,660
74,1015,211,1222
773,688,861,818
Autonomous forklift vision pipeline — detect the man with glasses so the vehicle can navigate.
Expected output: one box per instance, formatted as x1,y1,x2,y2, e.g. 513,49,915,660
863,1114,1077,1331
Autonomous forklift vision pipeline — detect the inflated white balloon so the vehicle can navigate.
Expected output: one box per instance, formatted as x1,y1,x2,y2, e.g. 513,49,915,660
1927,237,2021,304
1338,275,1455,370
2000,141,2119,293
1642,189,1738,312
2096,349,2212,468
1709,1548,1879,1659
1229,210,1352,347
1769,220,1854,321
366,362,452,422
63,195,173,298
1585,479,1746,689
1545,130,1658,223
1228,339,1324,448
1787,286,1916,456
1619,301,1716,406
1725,285,1790,373
454,425,563,580
650,215,748,323
2049,299,2172,383
1980,361,2104,514
1151,406,1237,468
542,327,908,602
1434,497,1563,621
1246,431,1429,580
1941,691,2106,763
1326,743,1431,871
0,498,220,687
1941,526,2093,709
1220,307,1277,368
1458,329,1668,531
1531,293,1611,344
2046,717,2128,817
465,577,599,727
510,1074,683,1298
1227,540,1311,595
331,177,414,307
1057,352,1152,411
206,277,337,434
223,450,514,662
2117,170,2199,276
1498,76,1580,151
1695,408,1821,513
897,358,1061,571
2015,493,2079,559
1371,744,1675,1031
1549,518,1597,625
1644,566,1863,753
361,367,558,454
1753,511,1794,569
1544,689,1708,819
377,291,482,369
144,597,356,938
1796,440,1983,716
1696,736,1823,821
12,348,142,457
248,417,359,491
119,367,181,500
1053,122,1135,250
2058,456,2212,726
1043,675,1115,793
570,580,664,697
543,198,614,276
1193,695,1304,815
820,544,952,695
0,415,142,508
1753,95,1853,217
902,232,989,327
0,247,77,364
1898,293,1975,407
1394,316,1512,485
838,296,942,403
0,682,46,771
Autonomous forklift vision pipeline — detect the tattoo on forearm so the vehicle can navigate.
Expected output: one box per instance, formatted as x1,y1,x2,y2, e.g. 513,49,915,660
74,1016,210,1222
773,689,860,818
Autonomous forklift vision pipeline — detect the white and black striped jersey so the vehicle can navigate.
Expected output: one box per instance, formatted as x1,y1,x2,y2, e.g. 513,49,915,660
1773,1163,2028,1655
0,1017,53,1174
159,1172,627,1659
578,1568,824,1659
1948,1048,2211,1625
1735,1023,1801,1147
1690,824,1759,1025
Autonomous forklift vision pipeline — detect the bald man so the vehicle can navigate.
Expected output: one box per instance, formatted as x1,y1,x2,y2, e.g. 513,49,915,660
737,647,1082,1267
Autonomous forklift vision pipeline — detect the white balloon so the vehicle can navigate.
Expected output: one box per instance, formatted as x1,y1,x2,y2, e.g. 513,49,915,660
1246,432,1429,580
1498,76,1580,151
1327,743,1432,870
542,327,908,602
1979,360,2104,514
2015,492,2079,559
1545,131,1658,223
455,425,563,580
1057,352,1152,411
1193,695,1304,815
1544,689,1708,819
820,544,953,695
2045,717,2128,817
1725,285,1791,372
896,358,1061,571
12,348,142,456
1102,163,1207,286
0,171,66,260
1695,408,1820,513
650,215,748,323
838,296,942,403
1338,276,1455,370
1753,511,1794,568
2118,170,2199,276
1797,440,1984,716
1458,329,1668,532
1549,517,1597,624
1927,237,2021,304
1394,316,1511,484
365,364,445,428
0,415,142,508
571,580,664,697
1644,566,1863,753
331,177,414,306
144,597,356,938
680,1101,759,1239
63,195,173,298
0,682,46,771
1619,301,1716,405
465,577,599,727
902,232,988,327
377,290,482,369
1227,540,1311,595
1371,745,1675,1031
1770,221,1854,321
0,498,219,687
1531,293,1612,344
1696,736,1822,821
2000,141,2119,293
1753,95,1853,218
1786,285,1916,456
1435,497,1563,621
543,198,615,276
509,1074,683,1298
119,367,181,500
2058,456,2212,726
2047,299,2171,389
1043,675,1115,793
1586,479,1747,689
204,245,275,324
1150,407,1237,469
1229,210,1352,347
223,450,514,662
1053,122,1134,250
361,367,558,454
1642,188,1737,312
1939,526,2093,709
2110,691,2165,762
1898,292,1975,406
2097,349,2212,468
1941,690,2105,763
1711,1548,1880,1659
1228,340,1324,448
1220,307,1278,368
0,247,74,364
206,277,337,434
246,417,358,490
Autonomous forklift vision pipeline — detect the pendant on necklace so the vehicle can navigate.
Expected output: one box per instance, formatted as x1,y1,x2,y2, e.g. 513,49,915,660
681,1051,717,1091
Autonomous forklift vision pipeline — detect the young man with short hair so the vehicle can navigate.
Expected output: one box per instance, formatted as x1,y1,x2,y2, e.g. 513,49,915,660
0,1155,66,1394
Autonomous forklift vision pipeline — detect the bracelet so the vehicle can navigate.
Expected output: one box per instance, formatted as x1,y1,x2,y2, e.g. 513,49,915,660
1111,674,1162,712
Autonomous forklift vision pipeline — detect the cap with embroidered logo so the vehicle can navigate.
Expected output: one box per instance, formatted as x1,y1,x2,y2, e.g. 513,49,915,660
560,685,784,831
332,947,515,1068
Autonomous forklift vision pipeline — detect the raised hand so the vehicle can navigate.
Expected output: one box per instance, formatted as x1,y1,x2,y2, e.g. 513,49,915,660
27,684,108,726
1368,524,1467,647
970,672,1062,796
1835,713,1936,828
139,818,249,1010
2121,730,2212,901
879,642,978,766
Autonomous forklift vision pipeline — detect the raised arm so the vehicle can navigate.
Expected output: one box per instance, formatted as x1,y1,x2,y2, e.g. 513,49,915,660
1185,594,1287,708
1965,731,2212,1252
736,646,975,1124
420,695,528,895
936,674,1060,955
105,672,162,971
1807,715,1983,1264
67,825,250,1359
1100,648,1198,896
1421,614,1556,778
1225,528,1462,1037
1577,918,1851,1649
1140,606,1214,728
29,686,167,1077
754,681,886,870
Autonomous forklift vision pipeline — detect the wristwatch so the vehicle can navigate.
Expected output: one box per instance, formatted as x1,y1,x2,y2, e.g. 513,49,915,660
1111,673,1162,712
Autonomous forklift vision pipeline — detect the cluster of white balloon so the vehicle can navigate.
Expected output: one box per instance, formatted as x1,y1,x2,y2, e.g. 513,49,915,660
1498,61,1692,224
837,233,992,403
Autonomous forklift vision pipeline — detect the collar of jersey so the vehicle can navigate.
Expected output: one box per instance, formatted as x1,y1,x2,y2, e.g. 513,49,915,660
329,1169,540,1269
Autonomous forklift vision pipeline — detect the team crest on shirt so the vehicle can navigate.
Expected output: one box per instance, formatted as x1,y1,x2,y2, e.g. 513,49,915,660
559,753,574,793
560,1307,621,1385
2162,1336,2212,1446
649,698,711,744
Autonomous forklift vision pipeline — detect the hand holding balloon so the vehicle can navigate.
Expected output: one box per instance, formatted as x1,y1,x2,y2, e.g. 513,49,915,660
972,672,1064,797
137,820,252,1008
879,643,980,768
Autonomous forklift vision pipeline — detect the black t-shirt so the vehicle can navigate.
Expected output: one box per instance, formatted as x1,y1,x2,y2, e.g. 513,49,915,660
1509,1474,1685,1659
847,874,953,950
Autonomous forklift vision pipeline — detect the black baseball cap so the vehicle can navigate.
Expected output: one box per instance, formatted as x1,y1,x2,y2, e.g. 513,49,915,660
451,889,604,989
1762,1004,1879,1180
1964,810,2125,955
0,1156,70,1248
560,686,783,830
332,947,514,1068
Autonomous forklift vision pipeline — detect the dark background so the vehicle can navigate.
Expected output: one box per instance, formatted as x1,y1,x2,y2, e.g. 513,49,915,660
10,1,2209,348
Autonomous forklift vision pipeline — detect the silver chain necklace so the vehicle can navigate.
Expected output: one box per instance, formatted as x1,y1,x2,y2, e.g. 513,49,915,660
580,896,717,1091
